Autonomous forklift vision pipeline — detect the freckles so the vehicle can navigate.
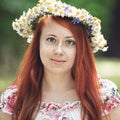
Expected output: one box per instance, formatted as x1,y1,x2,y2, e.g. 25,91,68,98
67,49,76,56
40,42,49,51
44,46,53,56
40,45,53,58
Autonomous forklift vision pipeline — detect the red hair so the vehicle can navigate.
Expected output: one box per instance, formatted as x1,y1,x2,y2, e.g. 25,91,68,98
12,16,102,120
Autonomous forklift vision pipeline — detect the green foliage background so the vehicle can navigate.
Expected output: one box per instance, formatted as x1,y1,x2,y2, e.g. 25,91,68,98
0,0,119,92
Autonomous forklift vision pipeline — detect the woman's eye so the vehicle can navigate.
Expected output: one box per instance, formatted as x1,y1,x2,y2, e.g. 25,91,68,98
65,39,76,45
46,37,56,43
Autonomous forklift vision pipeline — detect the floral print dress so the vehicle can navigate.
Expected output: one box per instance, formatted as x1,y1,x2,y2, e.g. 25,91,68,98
0,79,120,120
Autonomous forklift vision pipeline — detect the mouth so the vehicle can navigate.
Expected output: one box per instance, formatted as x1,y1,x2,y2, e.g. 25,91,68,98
51,59,66,65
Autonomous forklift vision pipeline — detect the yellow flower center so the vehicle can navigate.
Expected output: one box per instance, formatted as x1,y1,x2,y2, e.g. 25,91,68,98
48,7,53,12
59,11,63,15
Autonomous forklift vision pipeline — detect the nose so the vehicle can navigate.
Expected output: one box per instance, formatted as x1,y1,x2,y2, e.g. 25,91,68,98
54,43,64,56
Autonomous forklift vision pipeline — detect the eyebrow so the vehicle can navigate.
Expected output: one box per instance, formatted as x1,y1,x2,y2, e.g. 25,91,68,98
47,34,56,37
47,34,74,39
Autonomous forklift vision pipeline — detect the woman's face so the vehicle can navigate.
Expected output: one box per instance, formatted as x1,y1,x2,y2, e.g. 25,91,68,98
39,17,76,74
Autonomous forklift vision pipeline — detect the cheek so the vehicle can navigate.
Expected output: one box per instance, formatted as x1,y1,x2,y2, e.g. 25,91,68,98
39,43,52,62
70,48,76,59
67,48,76,64
71,53,76,65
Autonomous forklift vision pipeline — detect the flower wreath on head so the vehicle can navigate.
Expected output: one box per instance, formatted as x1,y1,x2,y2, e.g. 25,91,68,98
12,0,108,53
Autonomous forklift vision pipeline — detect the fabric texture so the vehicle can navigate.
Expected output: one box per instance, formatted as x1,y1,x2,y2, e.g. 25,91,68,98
0,79,120,120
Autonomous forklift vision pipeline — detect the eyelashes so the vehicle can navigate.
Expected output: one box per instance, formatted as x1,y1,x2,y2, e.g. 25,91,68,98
65,39,76,45
46,37,56,43
46,37,76,46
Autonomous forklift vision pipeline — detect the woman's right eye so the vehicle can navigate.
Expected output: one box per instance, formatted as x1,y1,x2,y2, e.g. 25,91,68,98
46,37,56,43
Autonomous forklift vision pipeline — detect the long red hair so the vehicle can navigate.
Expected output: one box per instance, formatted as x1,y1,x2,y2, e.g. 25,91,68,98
12,16,102,120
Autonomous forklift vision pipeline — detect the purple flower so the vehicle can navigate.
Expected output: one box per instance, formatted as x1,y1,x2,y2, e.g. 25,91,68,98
28,16,36,21
88,25,92,34
20,29,24,33
39,10,45,15
89,15,93,21
64,6,70,13
71,18,80,24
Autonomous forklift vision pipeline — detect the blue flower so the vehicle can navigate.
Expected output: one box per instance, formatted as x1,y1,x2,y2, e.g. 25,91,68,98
64,6,70,13
20,29,24,33
39,10,46,15
88,25,92,34
28,16,36,21
89,15,93,21
71,18,80,24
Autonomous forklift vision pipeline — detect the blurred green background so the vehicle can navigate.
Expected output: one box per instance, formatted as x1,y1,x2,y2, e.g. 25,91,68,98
0,0,120,93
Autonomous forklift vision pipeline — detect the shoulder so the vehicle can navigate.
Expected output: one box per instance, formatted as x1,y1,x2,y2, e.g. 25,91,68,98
102,105,120,120
0,109,12,120
0,85,17,115
99,78,120,116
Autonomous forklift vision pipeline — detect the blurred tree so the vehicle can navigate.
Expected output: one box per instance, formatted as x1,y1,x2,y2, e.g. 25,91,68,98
0,0,118,76
105,0,120,57
0,0,37,14
0,0,37,75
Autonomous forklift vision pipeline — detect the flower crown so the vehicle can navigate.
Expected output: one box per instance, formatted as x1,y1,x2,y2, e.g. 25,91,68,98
12,0,108,53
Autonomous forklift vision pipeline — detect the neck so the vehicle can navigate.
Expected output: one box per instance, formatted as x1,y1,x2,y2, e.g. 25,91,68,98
42,70,74,92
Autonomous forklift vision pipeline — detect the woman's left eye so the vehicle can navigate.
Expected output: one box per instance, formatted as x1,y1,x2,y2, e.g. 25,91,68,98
65,39,76,45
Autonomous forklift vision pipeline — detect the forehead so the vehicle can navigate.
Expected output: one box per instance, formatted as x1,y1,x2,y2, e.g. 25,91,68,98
41,17,73,37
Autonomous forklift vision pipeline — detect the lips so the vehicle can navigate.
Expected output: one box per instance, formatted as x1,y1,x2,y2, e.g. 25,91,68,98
51,59,66,65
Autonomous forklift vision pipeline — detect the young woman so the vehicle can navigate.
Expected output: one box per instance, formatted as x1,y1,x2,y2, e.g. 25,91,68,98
0,0,120,120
